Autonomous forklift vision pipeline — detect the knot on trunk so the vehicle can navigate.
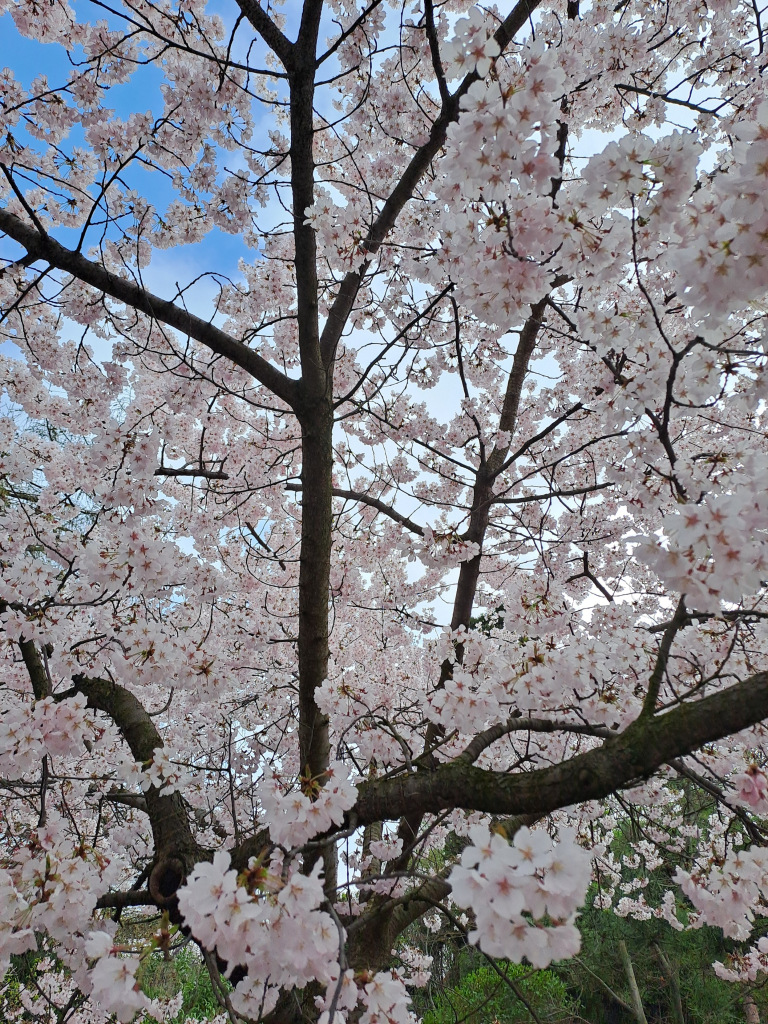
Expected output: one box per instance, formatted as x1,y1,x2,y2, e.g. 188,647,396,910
149,856,186,906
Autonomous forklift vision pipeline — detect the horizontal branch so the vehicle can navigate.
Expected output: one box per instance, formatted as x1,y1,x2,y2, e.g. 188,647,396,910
95,889,156,910
0,207,298,407
104,790,149,812
616,82,725,116
456,716,614,765
354,671,768,825
155,467,229,480
286,481,425,536
491,482,611,505
647,608,768,633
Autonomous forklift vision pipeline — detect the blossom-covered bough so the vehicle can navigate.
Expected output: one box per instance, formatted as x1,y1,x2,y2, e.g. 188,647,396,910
2,0,768,1017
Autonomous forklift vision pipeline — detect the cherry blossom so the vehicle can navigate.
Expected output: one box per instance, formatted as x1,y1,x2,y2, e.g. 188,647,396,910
449,825,595,967
1,0,768,1015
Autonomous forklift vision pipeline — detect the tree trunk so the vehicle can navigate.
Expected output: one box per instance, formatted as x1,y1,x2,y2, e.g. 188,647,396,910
618,939,648,1024
745,993,760,1024
296,399,336,889
654,942,685,1024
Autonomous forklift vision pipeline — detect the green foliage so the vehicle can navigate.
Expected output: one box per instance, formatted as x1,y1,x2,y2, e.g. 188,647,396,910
422,962,573,1024
3,949,45,1017
470,605,506,636
139,944,221,1023
3,940,223,1024
563,903,762,1024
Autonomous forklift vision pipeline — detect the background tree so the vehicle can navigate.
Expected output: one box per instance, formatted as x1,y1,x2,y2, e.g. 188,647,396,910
2,0,768,1019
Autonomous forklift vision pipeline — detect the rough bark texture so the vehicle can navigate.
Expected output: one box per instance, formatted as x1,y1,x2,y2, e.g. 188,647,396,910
354,671,768,824
5,0,766,1016
72,676,202,909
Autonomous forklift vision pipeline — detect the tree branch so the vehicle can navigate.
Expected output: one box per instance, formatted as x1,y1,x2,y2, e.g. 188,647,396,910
668,757,767,844
642,594,686,717
318,0,544,367
354,670,768,825
95,889,156,910
0,208,298,407
492,482,611,505
286,481,424,535
234,0,294,67
155,467,229,480
104,791,149,812
456,716,614,765
72,675,204,906
18,636,50,701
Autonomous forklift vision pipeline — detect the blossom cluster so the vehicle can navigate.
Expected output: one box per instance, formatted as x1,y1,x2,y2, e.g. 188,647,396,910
85,930,147,1023
178,852,416,1024
435,42,567,325
675,845,768,940
305,194,371,274
424,621,646,736
441,8,501,79
0,692,95,775
676,101,768,316
449,825,595,967
257,761,358,848
370,834,404,862
0,814,121,980
314,967,418,1024
730,766,768,813
178,851,339,1016
141,745,196,796
639,462,768,606
393,944,433,988
358,970,417,1024
414,527,481,569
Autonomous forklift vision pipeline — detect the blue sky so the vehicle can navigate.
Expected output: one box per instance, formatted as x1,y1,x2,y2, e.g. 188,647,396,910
0,0,285,311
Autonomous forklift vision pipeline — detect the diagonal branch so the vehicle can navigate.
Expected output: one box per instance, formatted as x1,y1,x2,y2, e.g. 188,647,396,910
317,0,387,67
318,0,544,367
566,549,614,603
234,0,294,66
641,594,687,717
354,669,768,825
286,481,425,535
0,208,298,408
70,675,204,906
668,758,767,844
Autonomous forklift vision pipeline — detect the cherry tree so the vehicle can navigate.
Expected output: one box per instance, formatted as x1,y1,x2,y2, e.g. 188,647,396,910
2,0,768,1017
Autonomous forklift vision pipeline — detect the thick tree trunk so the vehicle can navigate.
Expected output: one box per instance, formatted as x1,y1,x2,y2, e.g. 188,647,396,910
296,399,337,890
297,402,334,780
